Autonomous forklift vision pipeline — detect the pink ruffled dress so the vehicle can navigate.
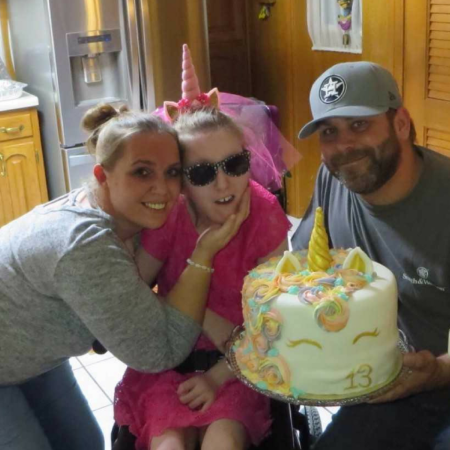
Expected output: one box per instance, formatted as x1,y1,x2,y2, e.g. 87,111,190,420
114,181,291,449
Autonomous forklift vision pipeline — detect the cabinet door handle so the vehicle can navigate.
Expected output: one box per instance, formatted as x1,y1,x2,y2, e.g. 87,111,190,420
0,125,24,134
0,153,5,177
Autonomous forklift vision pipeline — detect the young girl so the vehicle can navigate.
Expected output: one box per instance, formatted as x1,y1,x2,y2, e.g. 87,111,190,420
114,109,291,450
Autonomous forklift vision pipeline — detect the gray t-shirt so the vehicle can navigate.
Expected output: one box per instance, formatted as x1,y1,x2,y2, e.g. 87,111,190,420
292,146,450,356
0,190,201,385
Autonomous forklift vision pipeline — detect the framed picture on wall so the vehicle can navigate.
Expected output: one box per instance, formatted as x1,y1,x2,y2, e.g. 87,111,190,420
307,0,362,53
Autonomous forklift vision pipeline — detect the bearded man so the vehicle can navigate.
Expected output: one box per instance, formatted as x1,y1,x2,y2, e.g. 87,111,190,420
291,62,450,450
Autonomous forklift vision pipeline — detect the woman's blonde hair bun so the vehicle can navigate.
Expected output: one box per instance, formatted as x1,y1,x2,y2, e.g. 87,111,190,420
82,103,121,133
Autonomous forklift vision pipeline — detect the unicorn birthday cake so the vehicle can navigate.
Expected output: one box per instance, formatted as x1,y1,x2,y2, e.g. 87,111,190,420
234,208,402,402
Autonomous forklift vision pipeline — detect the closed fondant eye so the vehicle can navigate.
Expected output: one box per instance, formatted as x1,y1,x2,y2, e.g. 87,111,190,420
352,328,380,345
287,339,323,350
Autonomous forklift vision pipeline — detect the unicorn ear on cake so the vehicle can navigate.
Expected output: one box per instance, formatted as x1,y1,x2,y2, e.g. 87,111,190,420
163,44,220,122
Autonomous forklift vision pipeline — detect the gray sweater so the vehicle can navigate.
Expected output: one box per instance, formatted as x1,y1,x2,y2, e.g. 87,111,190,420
0,190,201,385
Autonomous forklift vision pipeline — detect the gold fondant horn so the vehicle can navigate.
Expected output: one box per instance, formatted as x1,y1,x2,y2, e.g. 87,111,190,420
307,207,332,272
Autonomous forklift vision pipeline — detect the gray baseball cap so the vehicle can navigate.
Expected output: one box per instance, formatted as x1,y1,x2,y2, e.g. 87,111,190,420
298,62,402,139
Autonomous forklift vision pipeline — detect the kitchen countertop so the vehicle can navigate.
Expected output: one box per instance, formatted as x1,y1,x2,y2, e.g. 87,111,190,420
0,91,39,113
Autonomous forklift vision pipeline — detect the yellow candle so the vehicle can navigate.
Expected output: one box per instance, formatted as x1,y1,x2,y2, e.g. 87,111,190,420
308,207,332,272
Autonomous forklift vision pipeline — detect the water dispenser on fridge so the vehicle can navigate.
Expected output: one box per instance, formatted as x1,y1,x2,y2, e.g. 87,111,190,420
67,29,125,106
63,29,128,191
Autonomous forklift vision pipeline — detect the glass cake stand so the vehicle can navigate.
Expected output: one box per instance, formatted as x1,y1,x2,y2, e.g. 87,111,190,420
226,326,411,407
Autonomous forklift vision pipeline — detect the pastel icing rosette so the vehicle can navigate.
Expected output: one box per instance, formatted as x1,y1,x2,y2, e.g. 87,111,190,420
340,272,368,293
316,276,337,286
253,283,280,304
278,274,303,292
344,281,367,293
248,308,264,335
239,351,261,373
261,364,284,386
259,357,291,392
262,310,282,341
235,335,251,357
299,288,325,305
314,296,350,332
254,334,270,356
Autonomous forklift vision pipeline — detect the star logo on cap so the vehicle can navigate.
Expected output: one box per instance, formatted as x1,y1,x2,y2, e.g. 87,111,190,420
319,75,347,104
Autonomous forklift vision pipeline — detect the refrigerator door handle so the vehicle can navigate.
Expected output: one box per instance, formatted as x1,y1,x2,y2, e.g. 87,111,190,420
123,0,141,111
136,0,156,112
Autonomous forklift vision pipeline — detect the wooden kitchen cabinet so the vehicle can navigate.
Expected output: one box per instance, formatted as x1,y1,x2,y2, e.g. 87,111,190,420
0,108,48,227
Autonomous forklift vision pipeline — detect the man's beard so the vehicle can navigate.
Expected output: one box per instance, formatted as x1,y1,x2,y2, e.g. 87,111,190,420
323,131,401,195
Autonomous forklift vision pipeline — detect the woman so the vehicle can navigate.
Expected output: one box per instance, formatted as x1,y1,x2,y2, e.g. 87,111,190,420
0,104,249,450
114,109,290,450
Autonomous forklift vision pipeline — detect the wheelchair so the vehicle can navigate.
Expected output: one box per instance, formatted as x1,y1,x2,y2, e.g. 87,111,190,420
107,341,323,450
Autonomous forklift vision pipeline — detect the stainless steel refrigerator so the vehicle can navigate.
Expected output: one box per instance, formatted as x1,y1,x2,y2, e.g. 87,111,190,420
8,0,210,198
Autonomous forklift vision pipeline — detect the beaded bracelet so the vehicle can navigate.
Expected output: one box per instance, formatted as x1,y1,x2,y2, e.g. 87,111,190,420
186,258,215,273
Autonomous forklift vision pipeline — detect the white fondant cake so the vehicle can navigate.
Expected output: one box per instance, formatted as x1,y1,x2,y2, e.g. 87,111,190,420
234,248,402,401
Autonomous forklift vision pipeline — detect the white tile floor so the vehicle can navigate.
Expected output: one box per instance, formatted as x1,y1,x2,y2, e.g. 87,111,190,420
73,215,337,448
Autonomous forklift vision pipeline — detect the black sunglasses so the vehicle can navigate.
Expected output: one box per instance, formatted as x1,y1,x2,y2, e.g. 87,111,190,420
183,149,251,187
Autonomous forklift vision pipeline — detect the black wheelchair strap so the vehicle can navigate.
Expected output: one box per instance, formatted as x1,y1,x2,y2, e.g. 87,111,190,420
174,349,224,374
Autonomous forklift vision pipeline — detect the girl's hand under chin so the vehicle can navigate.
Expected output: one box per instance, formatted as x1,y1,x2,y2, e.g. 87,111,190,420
194,188,250,261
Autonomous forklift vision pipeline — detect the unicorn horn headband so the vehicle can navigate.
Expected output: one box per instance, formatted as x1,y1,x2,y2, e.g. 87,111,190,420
181,43,200,100
164,43,220,122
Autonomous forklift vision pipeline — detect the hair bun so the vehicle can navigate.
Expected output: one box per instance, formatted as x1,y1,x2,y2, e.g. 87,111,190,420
81,103,120,132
